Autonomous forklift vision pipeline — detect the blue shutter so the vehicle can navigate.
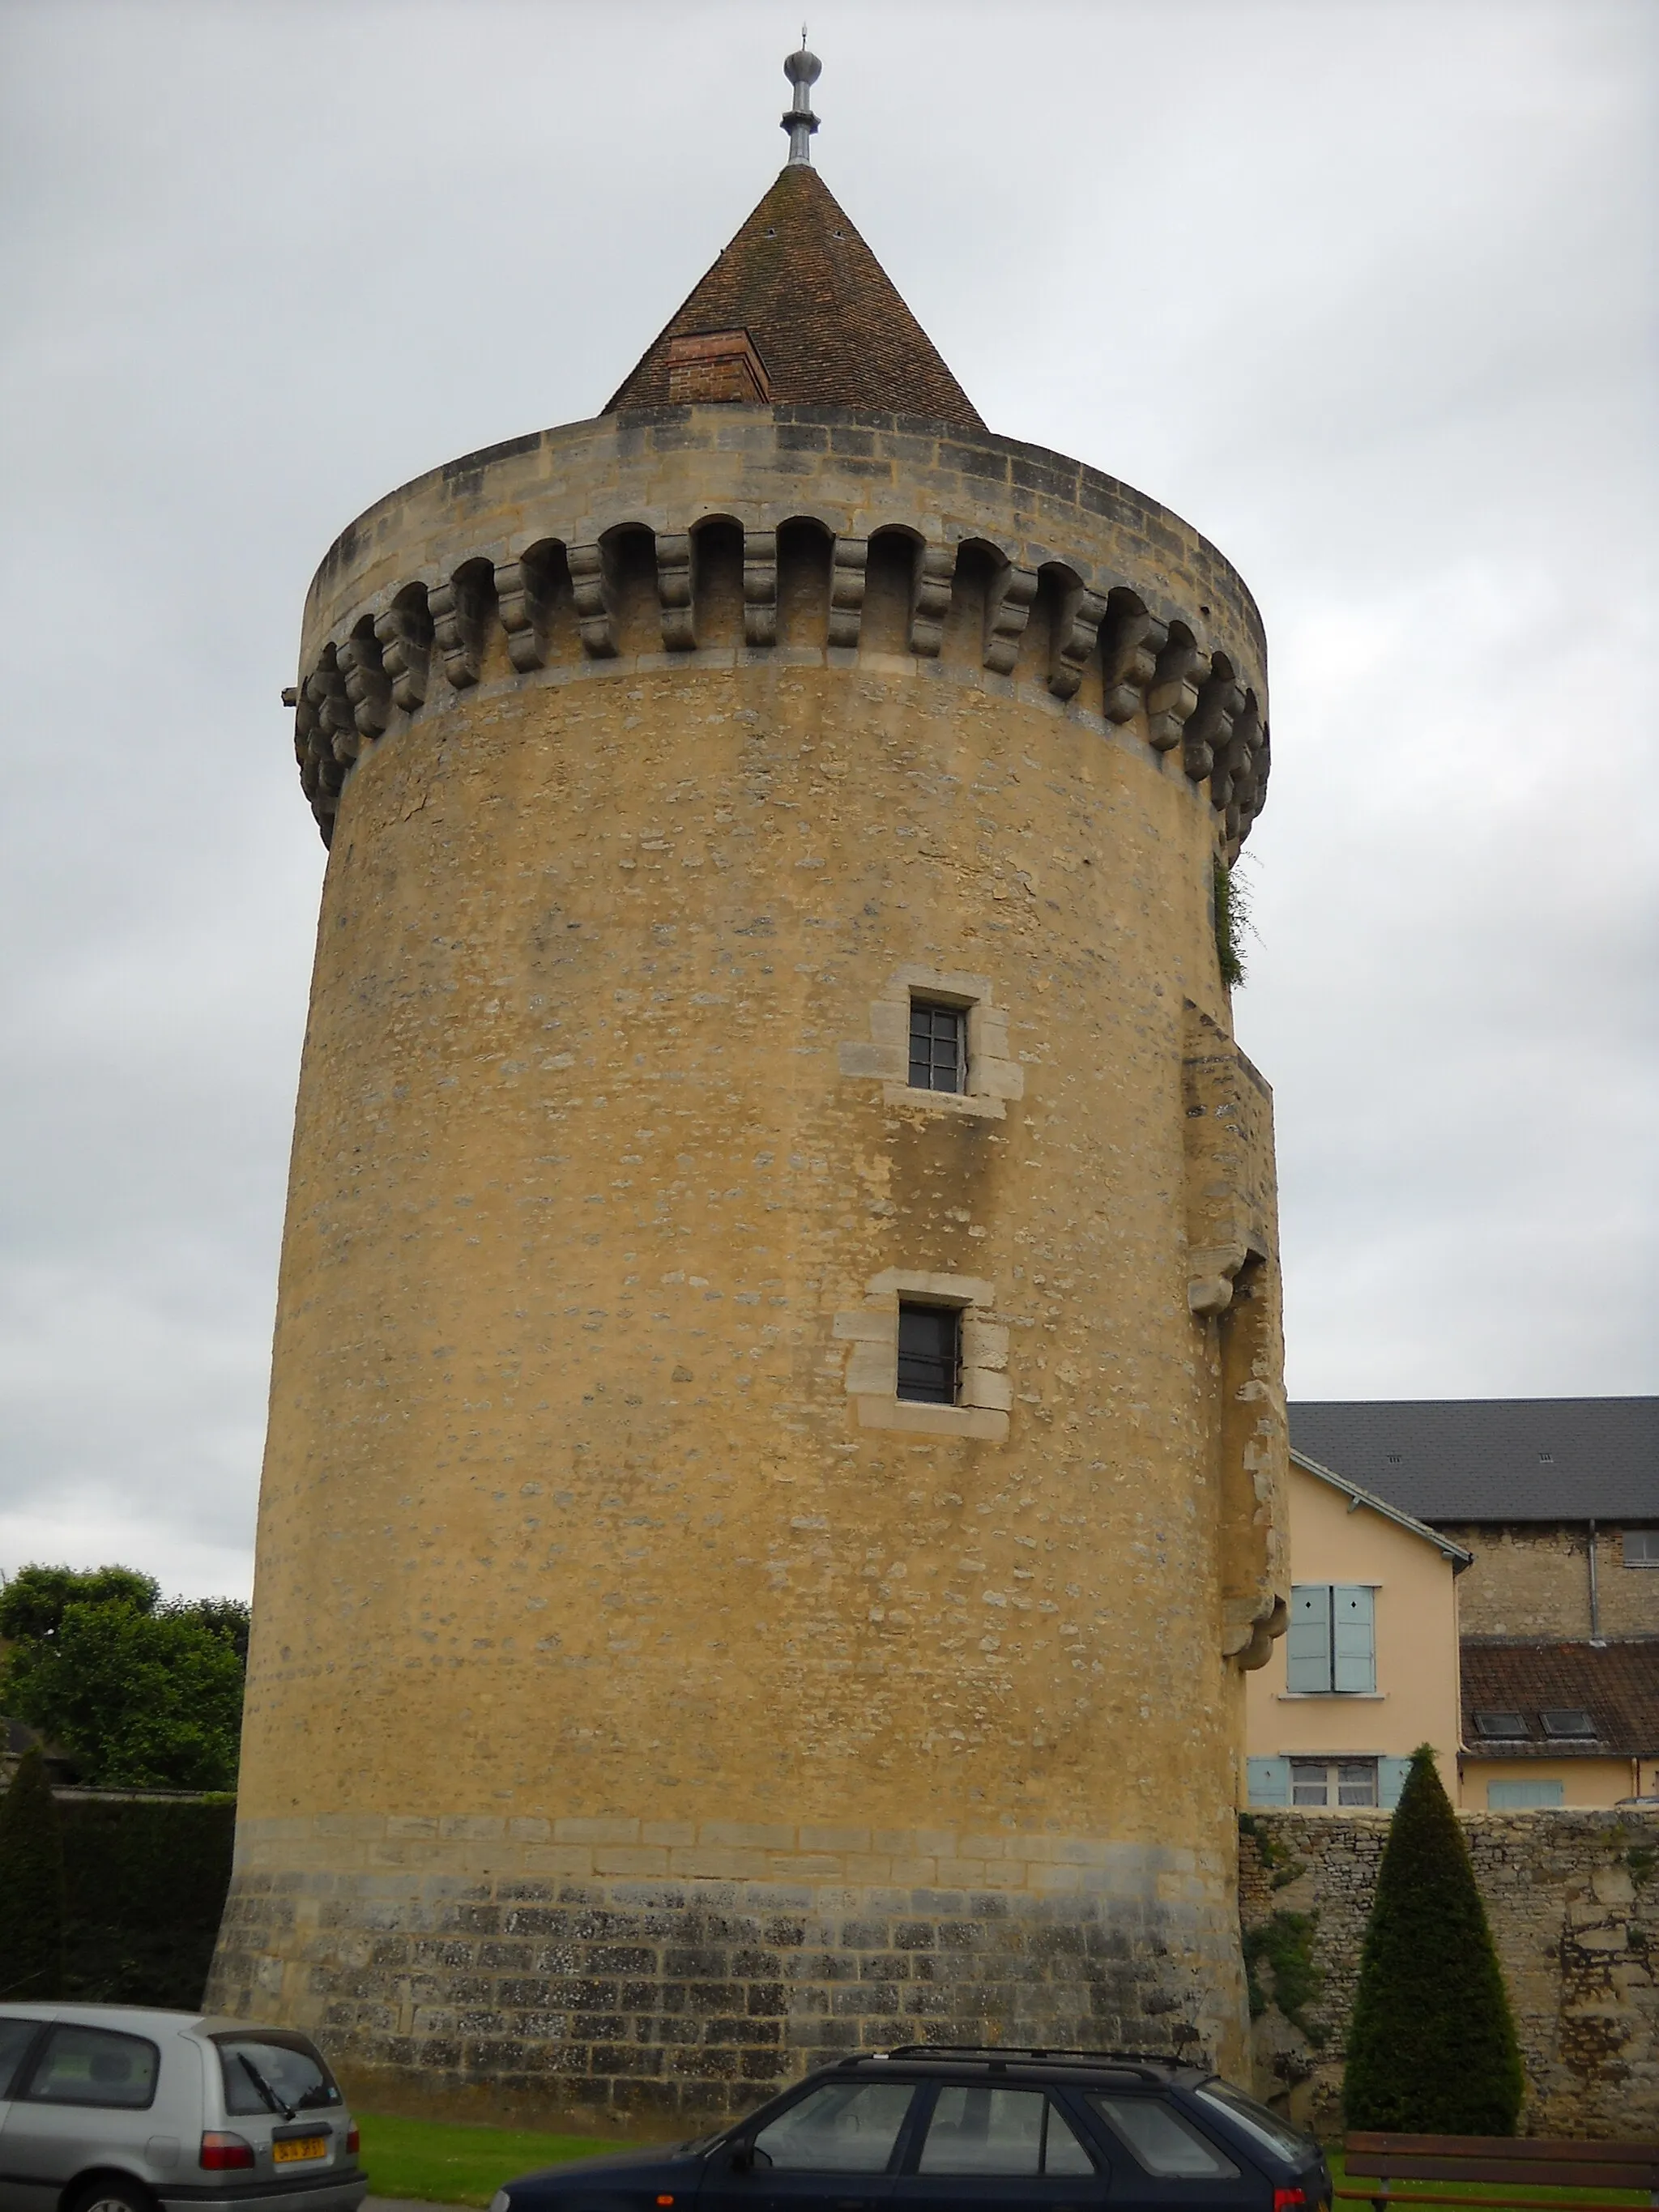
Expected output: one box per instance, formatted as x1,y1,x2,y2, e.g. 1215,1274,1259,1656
1378,1756,1413,1809
1333,1584,1375,1694
1286,1585,1332,1694
1488,1778,1565,1809
1247,1757,1291,1808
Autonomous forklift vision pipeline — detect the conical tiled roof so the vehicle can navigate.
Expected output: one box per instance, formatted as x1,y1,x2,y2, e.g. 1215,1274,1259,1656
604,164,983,429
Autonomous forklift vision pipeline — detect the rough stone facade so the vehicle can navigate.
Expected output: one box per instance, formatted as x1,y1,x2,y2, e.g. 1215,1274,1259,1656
1447,1521,1659,1641
1240,1808,1659,2137
207,394,1289,2129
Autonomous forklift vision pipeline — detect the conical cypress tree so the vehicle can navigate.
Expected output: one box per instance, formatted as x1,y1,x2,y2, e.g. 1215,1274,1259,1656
1343,1744,1523,2133
0,1745,66,2002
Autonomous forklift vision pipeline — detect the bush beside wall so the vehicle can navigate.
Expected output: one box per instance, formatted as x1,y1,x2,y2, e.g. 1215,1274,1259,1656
58,1792,237,2007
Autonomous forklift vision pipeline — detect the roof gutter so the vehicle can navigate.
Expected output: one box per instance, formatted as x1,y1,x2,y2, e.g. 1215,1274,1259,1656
1290,1449,1476,1568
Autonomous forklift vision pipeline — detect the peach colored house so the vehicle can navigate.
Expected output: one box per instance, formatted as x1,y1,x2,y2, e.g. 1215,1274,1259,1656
1245,1451,1469,1811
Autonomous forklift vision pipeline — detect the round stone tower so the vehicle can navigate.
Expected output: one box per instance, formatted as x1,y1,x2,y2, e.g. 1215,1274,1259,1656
209,52,1290,2130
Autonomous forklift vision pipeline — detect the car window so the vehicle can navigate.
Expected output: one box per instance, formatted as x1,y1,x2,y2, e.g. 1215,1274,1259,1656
215,2034,343,2116
1088,2095,1239,2178
1194,2082,1313,2161
0,2020,45,2097
918,2086,1095,2177
23,2026,159,2110
752,2081,914,2173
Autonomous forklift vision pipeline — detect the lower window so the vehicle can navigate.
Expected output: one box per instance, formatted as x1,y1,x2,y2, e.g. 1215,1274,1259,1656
896,1302,962,1404
1291,1757,1378,1808
1487,1778,1565,1809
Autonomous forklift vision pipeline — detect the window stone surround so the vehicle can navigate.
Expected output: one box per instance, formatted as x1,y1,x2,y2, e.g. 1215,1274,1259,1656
835,1268,1009,1441
838,965,1025,1122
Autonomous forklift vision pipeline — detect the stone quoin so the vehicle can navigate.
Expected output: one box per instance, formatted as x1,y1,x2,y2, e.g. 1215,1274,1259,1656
208,45,1290,2129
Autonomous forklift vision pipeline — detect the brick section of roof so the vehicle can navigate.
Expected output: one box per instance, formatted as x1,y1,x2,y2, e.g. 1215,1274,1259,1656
1288,1398,1659,1523
1461,1639,1659,1757
604,164,983,429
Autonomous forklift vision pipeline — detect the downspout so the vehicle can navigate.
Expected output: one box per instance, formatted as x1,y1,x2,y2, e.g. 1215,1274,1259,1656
1588,1519,1601,1643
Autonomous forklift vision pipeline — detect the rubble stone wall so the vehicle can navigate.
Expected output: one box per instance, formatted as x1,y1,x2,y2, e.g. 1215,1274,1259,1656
1239,1808,1659,2137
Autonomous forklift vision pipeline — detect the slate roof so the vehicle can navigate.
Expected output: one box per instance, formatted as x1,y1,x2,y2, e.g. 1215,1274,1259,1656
604,163,983,429
1287,1399,1659,1524
1461,1639,1659,1758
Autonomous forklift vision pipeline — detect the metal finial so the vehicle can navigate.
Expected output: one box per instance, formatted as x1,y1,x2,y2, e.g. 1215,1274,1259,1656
782,36,821,165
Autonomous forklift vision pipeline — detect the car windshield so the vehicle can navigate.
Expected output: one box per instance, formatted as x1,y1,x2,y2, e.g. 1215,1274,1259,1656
215,2035,343,2116
1195,2080,1315,2159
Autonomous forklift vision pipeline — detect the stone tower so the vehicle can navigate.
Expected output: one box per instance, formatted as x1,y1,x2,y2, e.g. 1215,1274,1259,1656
209,49,1289,2129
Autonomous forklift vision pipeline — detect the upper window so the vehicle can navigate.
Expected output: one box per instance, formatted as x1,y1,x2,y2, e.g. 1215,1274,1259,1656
1473,1710,1528,1739
23,2025,158,2110
1624,1530,1659,1567
897,1302,961,1404
917,2088,1094,2177
1089,2095,1239,2177
751,2081,914,2174
909,999,966,1093
215,2032,343,2116
1286,1583,1375,1694
1539,1709,1595,1738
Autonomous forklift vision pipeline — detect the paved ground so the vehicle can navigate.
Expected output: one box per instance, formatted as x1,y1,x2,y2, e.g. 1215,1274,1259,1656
364,2195,467,2212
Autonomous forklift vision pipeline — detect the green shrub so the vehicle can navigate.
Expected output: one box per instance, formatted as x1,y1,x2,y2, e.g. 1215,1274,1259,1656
60,1793,237,2005
1343,1744,1523,2132
0,1745,66,2001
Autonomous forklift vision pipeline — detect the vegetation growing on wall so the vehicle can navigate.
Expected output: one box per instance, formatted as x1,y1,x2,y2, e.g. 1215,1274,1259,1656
1213,859,1250,988
1344,1745,1523,2133
0,1745,66,2001
1,1563,248,1790
1243,1908,1326,2046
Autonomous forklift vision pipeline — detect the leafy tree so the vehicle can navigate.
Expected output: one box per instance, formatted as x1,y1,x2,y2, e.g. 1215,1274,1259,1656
0,1745,66,2000
1344,1743,1524,2133
0,1564,160,1643
1,1567,247,1792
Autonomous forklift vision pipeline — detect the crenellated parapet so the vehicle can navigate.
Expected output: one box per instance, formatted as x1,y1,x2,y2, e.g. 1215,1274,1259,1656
291,403,1270,856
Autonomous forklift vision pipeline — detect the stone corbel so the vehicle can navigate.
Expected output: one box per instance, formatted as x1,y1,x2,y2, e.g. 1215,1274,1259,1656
742,529,778,647
981,560,1037,674
495,555,554,673
337,631,392,741
1223,1596,1287,1670
827,535,868,648
908,543,954,657
1101,602,1156,723
1188,1241,1255,1319
1182,667,1244,785
568,543,617,658
305,658,359,765
1147,631,1201,753
429,570,491,691
655,533,695,652
373,596,431,713
1048,581,1107,701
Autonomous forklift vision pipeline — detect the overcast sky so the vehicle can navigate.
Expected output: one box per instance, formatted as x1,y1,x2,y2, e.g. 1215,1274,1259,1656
1,0,1653,1601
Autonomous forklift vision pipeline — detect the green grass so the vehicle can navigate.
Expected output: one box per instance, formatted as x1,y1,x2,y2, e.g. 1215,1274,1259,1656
355,2112,625,2206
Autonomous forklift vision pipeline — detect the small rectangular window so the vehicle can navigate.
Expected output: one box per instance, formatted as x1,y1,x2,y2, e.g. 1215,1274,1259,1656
909,999,966,1093
1291,1757,1377,1807
1623,1530,1659,1567
1473,1710,1528,1739
1539,1708,1595,1738
897,1302,961,1404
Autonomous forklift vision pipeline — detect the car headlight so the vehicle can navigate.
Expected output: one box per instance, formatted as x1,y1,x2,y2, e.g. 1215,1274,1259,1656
488,2193,510,2212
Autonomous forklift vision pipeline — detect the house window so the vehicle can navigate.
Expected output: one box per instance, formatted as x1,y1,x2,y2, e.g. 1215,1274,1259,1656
1291,1758,1378,1808
909,999,966,1093
896,1302,961,1404
1488,1778,1564,1809
1286,1583,1376,1694
1539,1708,1595,1738
1473,1710,1528,1739
1624,1530,1659,1567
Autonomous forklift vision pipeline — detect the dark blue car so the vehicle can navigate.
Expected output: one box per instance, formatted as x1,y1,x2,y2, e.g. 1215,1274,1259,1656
489,2046,1331,2212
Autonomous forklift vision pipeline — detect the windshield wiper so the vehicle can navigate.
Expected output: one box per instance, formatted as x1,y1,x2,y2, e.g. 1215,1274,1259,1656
238,2053,296,2121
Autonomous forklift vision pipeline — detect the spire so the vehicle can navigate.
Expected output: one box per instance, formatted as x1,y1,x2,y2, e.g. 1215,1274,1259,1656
603,75,984,430
782,33,821,165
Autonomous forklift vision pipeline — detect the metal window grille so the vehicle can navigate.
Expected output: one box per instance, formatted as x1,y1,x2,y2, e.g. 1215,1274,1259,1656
909,1000,966,1093
896,1302,962,1404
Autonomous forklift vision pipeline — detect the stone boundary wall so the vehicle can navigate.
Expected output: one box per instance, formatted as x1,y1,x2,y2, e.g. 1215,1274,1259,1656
1239,1809,1659,2137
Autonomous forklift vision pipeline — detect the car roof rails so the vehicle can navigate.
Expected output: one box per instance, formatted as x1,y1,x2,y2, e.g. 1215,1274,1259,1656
866,2045,1199,2081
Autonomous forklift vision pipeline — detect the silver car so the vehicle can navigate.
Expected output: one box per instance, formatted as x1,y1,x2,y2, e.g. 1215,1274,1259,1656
0,2005,367,2212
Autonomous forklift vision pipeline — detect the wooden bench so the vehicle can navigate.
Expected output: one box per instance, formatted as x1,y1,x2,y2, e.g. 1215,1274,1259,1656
1341,2132,1659,2212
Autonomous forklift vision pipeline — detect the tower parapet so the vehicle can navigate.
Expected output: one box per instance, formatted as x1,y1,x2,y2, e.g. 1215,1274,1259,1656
213,58,1287,2129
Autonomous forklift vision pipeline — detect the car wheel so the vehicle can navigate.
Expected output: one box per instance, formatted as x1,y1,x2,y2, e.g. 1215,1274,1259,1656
71,2180,153,2212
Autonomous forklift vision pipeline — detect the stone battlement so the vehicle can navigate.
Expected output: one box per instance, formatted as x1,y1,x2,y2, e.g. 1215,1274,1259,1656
294,405,1269,858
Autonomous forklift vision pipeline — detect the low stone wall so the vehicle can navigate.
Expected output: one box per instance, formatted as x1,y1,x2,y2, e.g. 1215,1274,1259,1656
1239,1809,1659,2137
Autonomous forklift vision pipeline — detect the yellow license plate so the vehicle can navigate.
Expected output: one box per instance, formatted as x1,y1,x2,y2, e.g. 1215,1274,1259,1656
273,2139,327,2165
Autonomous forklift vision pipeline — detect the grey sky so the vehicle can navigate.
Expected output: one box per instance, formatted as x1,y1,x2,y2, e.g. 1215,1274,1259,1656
1,0,1653,1600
